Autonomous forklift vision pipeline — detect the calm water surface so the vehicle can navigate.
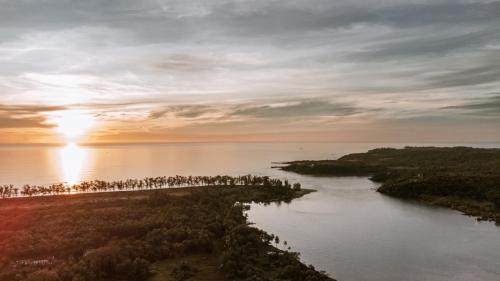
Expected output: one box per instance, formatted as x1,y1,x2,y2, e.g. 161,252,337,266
1,142,499,281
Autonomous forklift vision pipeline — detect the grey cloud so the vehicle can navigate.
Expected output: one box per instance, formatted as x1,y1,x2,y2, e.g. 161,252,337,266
442,95,500,116
148,99,364,122
0,104,65,128
3,1,500,39
428,60,500,89
356,28,500,60
371,1,500,28
0,115,55,128
231,100,361,118
149,105,213,119
151,1,500,44
156,54,222,73
0,104,67,114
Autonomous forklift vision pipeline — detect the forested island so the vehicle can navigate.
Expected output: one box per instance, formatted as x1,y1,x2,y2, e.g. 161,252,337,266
281,147,500,223
0,175,333,281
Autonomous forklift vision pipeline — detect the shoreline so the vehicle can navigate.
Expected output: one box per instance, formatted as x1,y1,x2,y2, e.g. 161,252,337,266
0,185,316,202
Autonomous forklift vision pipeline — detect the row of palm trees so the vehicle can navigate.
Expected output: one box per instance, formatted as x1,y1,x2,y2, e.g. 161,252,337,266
0,175,297,199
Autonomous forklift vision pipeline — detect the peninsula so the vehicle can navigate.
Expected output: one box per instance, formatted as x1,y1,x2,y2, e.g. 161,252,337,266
281,147,500,223
0,175,333,281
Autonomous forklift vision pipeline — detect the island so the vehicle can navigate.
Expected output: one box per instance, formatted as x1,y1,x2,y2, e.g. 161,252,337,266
0,175,333,281
280,147,500,223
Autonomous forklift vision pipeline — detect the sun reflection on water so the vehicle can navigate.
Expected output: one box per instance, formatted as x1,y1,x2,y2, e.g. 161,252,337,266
59,142,87,186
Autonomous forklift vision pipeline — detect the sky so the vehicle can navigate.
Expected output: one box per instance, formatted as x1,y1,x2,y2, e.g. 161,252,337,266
0,0,499,144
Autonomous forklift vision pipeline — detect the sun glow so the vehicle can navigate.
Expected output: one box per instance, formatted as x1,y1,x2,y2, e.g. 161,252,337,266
59,142,88,186
55,111,95,141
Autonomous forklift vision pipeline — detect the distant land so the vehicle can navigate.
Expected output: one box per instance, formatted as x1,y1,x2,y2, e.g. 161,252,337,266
280,147,500,223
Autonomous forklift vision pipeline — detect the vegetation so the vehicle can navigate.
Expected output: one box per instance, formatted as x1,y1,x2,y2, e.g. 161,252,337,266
0,176,333,281
149,255,224,281
0,175,298,198
281,146,500,222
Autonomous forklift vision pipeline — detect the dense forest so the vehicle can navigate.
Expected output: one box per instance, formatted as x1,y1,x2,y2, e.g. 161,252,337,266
0,176,333,281
281,147,500,222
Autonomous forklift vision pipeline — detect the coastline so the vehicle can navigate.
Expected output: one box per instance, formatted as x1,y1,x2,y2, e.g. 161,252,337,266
279,147,500,224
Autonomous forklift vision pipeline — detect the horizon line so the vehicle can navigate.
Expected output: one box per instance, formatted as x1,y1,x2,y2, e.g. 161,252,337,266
1,140,500,147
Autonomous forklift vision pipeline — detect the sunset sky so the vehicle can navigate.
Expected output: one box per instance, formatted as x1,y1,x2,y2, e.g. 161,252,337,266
1,0,499,144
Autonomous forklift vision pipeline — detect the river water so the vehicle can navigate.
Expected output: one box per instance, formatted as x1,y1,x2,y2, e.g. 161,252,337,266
0,142,499,280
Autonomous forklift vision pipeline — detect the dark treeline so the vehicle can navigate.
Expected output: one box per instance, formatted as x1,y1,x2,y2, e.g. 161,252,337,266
0,181,331,281
0,175,301,198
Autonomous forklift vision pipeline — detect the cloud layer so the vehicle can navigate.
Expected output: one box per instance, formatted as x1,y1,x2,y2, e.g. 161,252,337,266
1,0,499,143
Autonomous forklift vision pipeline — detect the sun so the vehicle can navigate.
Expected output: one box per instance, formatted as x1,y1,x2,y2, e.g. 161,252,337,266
55,110,95,141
